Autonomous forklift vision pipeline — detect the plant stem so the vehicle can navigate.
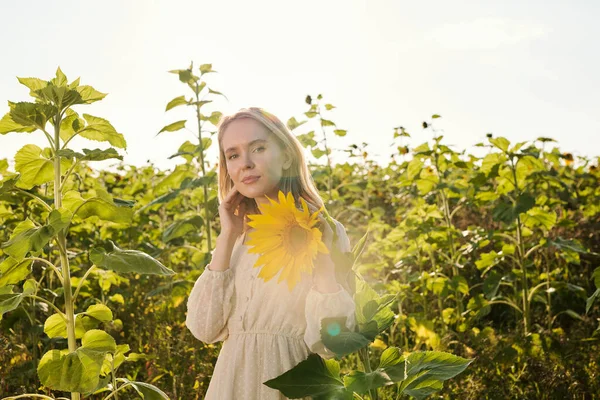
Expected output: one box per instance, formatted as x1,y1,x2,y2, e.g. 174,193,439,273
358,347,378,400
195,84,213,253
53,115,80,400
510,157,530,335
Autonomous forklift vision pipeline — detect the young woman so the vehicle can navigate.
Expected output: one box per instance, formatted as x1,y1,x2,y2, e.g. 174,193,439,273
185,107,356,399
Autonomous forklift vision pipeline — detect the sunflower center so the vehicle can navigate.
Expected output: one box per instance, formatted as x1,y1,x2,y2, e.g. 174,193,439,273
288,225,309,253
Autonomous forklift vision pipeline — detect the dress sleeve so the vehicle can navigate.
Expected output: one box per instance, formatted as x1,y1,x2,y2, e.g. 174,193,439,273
304,219,356,359
185,261,235,344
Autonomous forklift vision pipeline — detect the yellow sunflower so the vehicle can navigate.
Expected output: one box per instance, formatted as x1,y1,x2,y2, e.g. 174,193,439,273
245,191,329,291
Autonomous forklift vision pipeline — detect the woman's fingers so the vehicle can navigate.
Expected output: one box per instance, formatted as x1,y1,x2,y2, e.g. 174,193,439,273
223,188,244,210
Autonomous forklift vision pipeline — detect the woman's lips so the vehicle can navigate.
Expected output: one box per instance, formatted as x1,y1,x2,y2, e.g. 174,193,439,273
242,176,260,184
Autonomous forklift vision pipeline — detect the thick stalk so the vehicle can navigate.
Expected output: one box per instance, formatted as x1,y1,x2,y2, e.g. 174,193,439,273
195,86,213,252
358,347,378,400
510,158,529,335
53,116,80,400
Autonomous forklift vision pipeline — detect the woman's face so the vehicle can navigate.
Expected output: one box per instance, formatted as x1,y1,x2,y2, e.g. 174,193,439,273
222,118,291,206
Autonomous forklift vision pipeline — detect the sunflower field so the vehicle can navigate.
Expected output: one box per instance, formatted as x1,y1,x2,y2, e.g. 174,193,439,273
1,65,599,400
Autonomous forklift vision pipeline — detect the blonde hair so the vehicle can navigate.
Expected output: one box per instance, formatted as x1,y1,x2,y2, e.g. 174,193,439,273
216,107,324,230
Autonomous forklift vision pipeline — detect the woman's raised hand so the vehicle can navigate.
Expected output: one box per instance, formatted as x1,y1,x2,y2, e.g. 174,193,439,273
218,186,247,239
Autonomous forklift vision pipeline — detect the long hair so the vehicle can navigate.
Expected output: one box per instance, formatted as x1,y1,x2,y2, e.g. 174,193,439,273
216,107,324,231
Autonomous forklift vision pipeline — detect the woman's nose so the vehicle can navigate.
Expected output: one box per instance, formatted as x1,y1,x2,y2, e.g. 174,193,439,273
242,153,254,169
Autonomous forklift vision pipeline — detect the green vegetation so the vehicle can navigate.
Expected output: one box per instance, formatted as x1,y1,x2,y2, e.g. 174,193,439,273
1,65,598,399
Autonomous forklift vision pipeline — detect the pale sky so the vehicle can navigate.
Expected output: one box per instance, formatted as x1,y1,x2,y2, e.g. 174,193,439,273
1,0,598,172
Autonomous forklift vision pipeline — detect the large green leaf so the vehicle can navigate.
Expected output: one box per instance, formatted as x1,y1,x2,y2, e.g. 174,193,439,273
36,86,82,109
263,353,351,399
72,196,133,223
17,76,49,98
59,110,86,142
397,351,473,399
353,280,396,337
116,378,171,400
0,257,32,286
57,148,123,162
1,219,54,260
75,85,107,104
162,216,204,242
0,280,36,318
320,316,371,357
44,304,113,339
38,330,115,394
343,370,393,395
14,144,70,189
9,101,57,130
90,241,175,276
0,112,37,134
490,137,510,152
78,114,126,149
117,378,169,400
522,207,557,231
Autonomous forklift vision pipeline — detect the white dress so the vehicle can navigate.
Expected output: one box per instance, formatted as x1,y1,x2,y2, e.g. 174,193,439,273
185,220,356,399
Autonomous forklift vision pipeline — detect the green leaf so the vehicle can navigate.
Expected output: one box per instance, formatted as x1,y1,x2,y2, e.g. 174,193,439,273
44,313,69,338
83,304,113,322
343,370,393,395
1,219,54,260
37,345,107,393
0,286,27,317
0,112,37,134
321,119,336,127
9,102,57,130
157,120,186,135
81,329,117,352
296,132,317,148
387,351,472,398
116,378,170,400
199,63,216,74
59,110,86,142
407,158,423,180
0,257,32,286
163,216,204,242
57,148,123,162
586,288,600,314
320,316,371,357
73,197,133,223
75,85,107,104
286,116,306,131
90,241,175,276
14,144,56,189
263,353,351,399
17,77,49,98
35,86,82,109
165,95,188,111
80,114,127,149
522,207,557,231
492,194,535,224
334,129,347,137
52,67,68,87
481,153,505,175
489,137,510,152
593,267,600,289
203,110,223,126
312,148,327,159
48,208,72,234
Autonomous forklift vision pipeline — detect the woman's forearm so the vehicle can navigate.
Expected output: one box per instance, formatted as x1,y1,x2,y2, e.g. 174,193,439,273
207,231,238,271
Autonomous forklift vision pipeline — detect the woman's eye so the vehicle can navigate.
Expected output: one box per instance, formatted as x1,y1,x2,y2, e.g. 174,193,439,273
228,154,237,160
254,146,265,152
